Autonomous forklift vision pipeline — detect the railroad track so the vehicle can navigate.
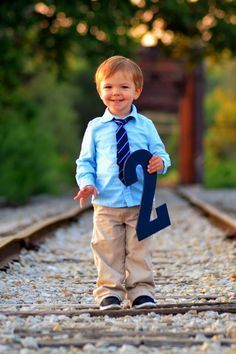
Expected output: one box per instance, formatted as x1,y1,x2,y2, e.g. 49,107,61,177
0,187,235,268
1,301,235,317
0,201,92,268
177,187,236,238
0,188,235,352
0,300,236,350
0,304,235,351
0,328,235,350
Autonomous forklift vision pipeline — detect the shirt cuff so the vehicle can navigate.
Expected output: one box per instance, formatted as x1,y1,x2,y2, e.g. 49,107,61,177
158,159,167,174
76,176,95,190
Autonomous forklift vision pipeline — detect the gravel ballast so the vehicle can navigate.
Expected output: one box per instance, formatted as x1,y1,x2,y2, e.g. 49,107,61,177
0,189,235,353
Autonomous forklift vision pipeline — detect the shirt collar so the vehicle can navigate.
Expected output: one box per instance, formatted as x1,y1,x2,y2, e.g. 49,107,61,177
101,104,138,123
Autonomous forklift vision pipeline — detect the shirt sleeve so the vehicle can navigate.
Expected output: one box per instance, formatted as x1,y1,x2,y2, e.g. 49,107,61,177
148,120,171,174
75,122,97,189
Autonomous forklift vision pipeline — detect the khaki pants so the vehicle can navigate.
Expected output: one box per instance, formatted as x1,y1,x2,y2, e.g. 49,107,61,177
91,205,155,305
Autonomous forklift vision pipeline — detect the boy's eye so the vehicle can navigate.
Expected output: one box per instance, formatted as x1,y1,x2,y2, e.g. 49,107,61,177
122,86,129,89
103,85,112,89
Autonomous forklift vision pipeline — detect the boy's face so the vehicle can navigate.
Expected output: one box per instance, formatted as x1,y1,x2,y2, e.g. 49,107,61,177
98,70,142,118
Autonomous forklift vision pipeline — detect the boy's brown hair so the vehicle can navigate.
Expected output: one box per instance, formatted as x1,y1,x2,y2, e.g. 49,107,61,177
95,55,143,93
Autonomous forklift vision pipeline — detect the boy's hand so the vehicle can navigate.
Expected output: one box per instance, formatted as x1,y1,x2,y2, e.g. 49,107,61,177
147,155,164,174
73,185,98,207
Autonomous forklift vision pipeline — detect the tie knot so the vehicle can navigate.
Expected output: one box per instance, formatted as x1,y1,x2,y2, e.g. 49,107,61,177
113,116,132,126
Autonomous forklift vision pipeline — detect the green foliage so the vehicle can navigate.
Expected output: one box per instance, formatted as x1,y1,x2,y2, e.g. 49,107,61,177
0,71,79,203
70,65,105,136
204,59,236,188
1,0,235,90
28,70,79,181
1,0,236,200
204,151,236,188
0,115,61,203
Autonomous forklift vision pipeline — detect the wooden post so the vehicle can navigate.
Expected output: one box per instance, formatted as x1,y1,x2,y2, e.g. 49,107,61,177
179,69,195,183
194,62,204,183
179,63,204,184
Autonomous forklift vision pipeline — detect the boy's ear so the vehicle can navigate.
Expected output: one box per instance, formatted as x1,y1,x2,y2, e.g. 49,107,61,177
135,88,142,100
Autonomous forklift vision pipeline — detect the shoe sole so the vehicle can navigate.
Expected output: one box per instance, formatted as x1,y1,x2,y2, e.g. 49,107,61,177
100,304,121,311
133,302,156,309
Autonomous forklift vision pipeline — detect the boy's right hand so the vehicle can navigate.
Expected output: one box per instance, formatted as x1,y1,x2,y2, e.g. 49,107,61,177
73,185,98,207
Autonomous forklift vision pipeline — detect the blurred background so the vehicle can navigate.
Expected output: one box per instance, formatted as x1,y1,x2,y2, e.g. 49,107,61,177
0,0,235,204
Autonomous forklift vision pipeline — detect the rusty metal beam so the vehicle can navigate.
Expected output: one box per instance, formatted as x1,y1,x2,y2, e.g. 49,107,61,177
179,70,195,183
179,63,204,184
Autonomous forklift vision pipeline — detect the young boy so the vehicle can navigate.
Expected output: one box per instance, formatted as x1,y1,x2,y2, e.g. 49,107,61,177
74,56,171,310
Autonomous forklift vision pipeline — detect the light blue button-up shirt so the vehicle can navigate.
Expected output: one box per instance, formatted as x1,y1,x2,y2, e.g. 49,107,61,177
76,105,171,207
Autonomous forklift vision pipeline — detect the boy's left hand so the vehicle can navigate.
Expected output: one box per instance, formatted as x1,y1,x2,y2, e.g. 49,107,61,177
147,155,164,174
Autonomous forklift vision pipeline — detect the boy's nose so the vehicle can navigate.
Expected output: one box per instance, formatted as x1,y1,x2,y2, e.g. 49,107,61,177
113,88,121,95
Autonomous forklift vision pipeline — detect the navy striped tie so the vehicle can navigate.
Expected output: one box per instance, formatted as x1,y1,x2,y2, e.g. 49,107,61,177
113,117,132,184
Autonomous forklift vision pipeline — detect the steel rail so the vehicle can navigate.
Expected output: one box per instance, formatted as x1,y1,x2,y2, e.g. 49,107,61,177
0,202,92,267
1,301,235,317
1,336,234,350
177,187,236,237
1,188,235,267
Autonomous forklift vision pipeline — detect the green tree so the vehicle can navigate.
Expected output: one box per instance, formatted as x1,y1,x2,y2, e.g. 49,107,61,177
205,59,236,187
1,0,236,201
0,71,79,202
1,0,235,89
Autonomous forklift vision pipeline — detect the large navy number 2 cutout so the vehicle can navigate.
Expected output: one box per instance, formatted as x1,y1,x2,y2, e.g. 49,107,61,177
123,149,171,241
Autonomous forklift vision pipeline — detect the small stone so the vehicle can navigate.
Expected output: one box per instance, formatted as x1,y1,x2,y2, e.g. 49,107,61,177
200,341,209,351
0,346,10,353
78,313,91,320
21,337,38,349
118,344,138,354
195,333,207,341
53,323,62,331
189,310,197,315
230,274,236,281
20,349,35,354
227,323,236,339
83,343,96,351
96,340,111,348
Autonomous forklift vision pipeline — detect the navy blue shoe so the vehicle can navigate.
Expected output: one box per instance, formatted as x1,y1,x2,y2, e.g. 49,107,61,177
100,296,121,310
132,295,156,309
